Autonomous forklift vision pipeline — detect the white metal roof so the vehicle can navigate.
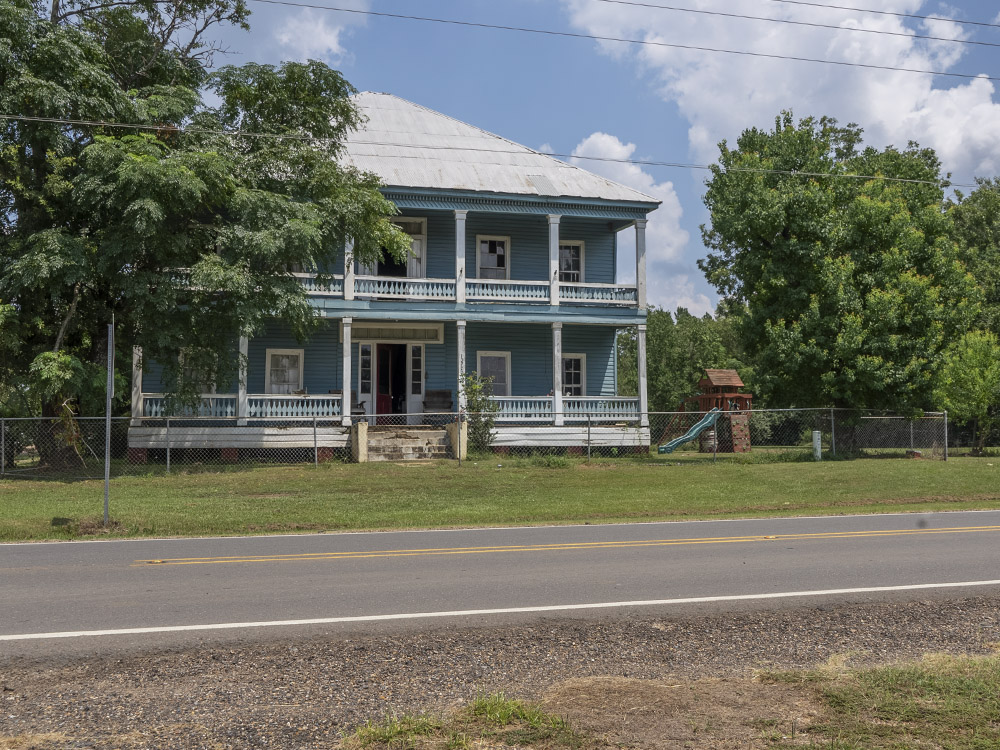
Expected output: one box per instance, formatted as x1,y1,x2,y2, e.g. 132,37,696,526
343,92,660,206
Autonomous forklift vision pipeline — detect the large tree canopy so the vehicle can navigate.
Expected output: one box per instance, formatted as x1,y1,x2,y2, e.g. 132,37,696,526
0,0,409,420
949,177,1000,335
698,112,977,412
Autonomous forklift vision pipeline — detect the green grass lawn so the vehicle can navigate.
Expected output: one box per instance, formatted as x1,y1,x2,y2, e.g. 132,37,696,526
1,454,998,541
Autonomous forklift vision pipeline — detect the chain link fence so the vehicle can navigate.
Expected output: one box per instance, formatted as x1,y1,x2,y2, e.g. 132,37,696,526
0,409,949,479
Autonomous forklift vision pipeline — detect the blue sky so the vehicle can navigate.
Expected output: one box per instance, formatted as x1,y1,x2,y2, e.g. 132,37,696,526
211,0,1000,315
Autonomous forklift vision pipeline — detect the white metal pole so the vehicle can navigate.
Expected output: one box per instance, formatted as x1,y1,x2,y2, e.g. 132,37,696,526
165,417,171,473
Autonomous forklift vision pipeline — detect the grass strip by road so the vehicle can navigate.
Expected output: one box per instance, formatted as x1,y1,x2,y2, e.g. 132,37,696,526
341,655,1000,750
345,693,583,750
1,456,999,541
762,654,1000,749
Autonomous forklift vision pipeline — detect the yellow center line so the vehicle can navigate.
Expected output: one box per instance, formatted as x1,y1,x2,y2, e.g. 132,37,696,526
131,525,1000,567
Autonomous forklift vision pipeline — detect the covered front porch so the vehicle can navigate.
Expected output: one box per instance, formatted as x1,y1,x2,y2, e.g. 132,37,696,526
129,317,650,452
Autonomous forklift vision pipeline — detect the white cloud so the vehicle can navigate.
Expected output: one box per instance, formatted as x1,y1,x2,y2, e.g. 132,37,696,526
655,274,716,316
275,0,369,62
570,131,689,265
561,0,1000,182
537,142,555,154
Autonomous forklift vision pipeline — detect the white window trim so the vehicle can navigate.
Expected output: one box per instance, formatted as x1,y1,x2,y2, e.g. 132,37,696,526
477,350,512,397
408,344,425,398
391,216,427,238
562,353,587,397
393,217,427,279
558,241,585,283
265,348,305,394
476,235,511,280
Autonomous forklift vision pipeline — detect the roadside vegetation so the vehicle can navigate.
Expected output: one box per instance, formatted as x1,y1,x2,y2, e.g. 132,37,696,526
340,656,1000,750
344,693,582,750
1,455,998,541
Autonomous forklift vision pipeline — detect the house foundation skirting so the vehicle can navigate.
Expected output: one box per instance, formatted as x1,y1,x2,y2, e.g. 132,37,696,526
491,425,650,448
127,426,350,450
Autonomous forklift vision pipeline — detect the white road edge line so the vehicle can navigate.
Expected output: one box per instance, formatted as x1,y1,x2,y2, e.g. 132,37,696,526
4,579,1000,642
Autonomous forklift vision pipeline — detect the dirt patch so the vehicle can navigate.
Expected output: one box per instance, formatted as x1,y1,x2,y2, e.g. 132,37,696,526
245,522,326,532
245,492,302,499
0,733,69,749
542,676,822,748
72,518,126,536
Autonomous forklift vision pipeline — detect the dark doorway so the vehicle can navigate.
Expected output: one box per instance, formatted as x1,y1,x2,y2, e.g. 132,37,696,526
376,343,407,421
377,251,407,278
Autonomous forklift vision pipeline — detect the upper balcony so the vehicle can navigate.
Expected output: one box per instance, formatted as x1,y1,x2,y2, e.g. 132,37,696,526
293,273,639,307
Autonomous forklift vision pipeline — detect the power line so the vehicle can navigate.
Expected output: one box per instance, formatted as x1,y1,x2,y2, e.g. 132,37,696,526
244,0,1000,83
760,0,1000,31
594,0,1000,48
0,113,974,188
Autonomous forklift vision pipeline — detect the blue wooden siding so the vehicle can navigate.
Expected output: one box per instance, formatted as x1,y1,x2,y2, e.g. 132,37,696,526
466,323,617,396
246,320,342,394
559,217,615,284
563,326,617,397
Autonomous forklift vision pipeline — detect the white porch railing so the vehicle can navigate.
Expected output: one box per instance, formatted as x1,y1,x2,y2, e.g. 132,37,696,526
248,394,342,419
142,394,238,418
559,282,638,305
466,279,550,302
490,397,554,422
354,276,457,300
293,273,343,295
564,397,640,421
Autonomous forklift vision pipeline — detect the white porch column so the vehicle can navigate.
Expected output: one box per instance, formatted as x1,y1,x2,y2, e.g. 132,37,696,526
637,324,649,427
548,214,561,305
237,336,248,426
344,237,355,301
131,346,143,426
552,322,564,426
341,317,353,426
635,218,647,310
456,320,467,412
455,210,467,304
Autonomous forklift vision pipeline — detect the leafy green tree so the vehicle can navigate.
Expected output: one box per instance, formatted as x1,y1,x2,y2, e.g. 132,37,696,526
0,0,409,450
698,112,977,412
462,372,500,453
618,307,749,412
949,178,1000,333
935,330,1000,453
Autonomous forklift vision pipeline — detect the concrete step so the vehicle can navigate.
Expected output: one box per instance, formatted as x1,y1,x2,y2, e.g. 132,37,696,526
366,428,452,461
368,445,452,462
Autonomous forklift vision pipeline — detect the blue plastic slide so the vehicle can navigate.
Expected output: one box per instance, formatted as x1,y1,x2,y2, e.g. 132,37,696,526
657,408,722,454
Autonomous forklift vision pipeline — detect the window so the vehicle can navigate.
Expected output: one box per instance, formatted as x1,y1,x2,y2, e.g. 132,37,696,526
477,235,510,280
562,354,586,397
178,350,216,394
265,349,304,394
359,344,373,396
410,345,423,396
477,351,511,397
559,242,584,283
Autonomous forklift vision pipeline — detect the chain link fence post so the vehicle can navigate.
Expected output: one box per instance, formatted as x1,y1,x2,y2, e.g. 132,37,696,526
830,407,836,455
944,410,949,461
165,417,171,473
313,416,318,467
587,413,592,462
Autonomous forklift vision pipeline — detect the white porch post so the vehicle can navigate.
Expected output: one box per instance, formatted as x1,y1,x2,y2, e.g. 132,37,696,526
341,317,353,426
552,322,563,426
344,237,355,301
237,336,248,426
455,210,467,304
131,346,143,426
548,214,561,305
637,324,649,427
456,320,467,412
635,218,647,310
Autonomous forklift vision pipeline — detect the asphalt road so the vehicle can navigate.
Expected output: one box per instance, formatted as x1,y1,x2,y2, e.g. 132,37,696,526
3,510,1000,656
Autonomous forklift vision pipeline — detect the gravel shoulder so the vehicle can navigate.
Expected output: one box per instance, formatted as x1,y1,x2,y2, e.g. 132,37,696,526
2,596,1000,748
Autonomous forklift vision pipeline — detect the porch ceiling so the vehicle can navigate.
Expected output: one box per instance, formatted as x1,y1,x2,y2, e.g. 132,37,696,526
310,299,647,325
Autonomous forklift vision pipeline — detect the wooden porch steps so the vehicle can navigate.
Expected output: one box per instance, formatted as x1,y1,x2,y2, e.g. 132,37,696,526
367,428,452,461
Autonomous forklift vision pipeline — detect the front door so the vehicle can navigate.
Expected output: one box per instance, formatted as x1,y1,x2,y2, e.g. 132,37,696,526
375,343,407,423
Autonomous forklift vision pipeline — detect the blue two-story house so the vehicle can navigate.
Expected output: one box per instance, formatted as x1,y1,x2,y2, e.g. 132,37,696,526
129,93,656,457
